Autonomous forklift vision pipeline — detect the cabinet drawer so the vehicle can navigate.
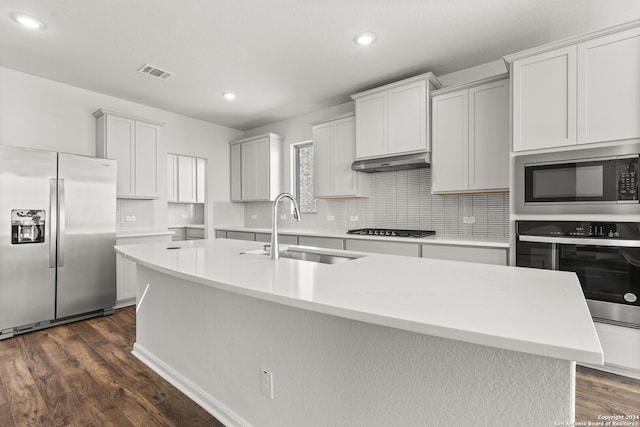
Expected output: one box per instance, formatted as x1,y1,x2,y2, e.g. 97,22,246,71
226,231,255,241
186,228,204,239
298,236,344,250
345,239,419,257
421,244,507,265
255,233,298,245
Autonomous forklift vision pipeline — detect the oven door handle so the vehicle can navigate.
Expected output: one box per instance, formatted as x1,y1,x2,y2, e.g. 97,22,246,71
519,235,640,248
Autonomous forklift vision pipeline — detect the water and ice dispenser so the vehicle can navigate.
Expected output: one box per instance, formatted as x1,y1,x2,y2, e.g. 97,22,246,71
11,209,45,244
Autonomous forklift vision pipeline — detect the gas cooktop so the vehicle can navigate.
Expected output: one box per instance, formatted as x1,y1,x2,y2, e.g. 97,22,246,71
347,228,436,238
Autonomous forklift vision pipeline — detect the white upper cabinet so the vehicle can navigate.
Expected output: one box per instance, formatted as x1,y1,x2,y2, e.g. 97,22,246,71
352,73,441,160
577,26,640,144
94,109,162,199
229,133,283,202
167,154,178,202
312,113,368,198
432,78,509,193
510,46,577,152
506,20,640,152
167,154,206,203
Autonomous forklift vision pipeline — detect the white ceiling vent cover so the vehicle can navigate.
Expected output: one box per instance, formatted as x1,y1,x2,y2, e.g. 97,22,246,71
137,64,174,80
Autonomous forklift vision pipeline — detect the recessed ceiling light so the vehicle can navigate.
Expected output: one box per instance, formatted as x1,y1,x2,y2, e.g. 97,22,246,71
12,13,45,30
355,32,376,46
223,92,237,101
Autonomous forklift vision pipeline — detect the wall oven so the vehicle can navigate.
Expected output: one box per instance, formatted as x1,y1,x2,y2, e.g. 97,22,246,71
516,220,640,328
514,143,640,215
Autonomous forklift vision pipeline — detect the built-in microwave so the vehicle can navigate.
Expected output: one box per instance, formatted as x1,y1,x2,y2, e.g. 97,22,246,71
514,143,640,215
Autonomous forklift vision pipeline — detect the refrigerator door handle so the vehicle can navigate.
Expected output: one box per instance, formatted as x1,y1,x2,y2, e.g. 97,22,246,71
58,178,65,268
49,178,57,268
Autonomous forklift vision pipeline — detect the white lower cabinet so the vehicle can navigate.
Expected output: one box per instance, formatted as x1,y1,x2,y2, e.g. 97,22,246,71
116,233,172,307
255,233,298,245
297,236,344,250
345,239,419,257
421,244,507,265
588,322,640,379
186,227,205,240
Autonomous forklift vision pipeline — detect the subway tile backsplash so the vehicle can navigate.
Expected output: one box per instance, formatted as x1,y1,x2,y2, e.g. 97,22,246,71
243,168,509,241
116,199,155,232
168,203,204,225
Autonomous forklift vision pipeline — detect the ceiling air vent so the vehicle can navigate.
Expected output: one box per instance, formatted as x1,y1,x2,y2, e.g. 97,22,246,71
137,64,174,80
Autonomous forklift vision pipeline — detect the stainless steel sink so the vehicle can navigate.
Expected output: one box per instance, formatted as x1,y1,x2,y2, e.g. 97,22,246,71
240,246,364,264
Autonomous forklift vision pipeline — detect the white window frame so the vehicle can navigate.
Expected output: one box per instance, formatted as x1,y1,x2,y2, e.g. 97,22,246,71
290,140,316,213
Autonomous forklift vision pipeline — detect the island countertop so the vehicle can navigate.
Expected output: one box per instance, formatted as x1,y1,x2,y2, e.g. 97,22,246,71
115,238,603,365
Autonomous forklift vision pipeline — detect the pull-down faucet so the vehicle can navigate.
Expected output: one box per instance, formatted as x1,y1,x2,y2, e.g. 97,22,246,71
270,193,301,260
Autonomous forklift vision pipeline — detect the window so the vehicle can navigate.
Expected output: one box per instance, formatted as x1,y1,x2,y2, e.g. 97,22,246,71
293,141,316,213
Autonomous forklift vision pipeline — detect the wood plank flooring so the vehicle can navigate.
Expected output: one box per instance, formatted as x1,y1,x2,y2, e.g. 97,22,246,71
0,307,223,426
0,306,638,426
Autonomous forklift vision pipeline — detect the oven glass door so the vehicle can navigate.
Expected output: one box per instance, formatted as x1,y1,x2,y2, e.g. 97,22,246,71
515,240,553,269
557,244,640,306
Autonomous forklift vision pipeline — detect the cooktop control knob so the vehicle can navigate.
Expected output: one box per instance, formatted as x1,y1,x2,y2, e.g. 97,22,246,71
624,293,637,303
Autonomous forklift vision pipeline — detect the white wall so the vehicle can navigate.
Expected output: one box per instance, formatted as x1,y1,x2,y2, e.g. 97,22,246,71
0,66,244,232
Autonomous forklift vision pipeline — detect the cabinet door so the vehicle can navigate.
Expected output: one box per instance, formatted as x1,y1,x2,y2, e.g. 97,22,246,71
167,154,178,201
512,46,577,151
196,158,206,202
178,155,196,202
432,90,468,193
134,121,160,198
313,122,333,198
230,144,242,202
577,27,640,144
355,92,386,159
106,115,135,197
469,80,509,191
241,137,270,200
333,116,357,196
387,80,426,154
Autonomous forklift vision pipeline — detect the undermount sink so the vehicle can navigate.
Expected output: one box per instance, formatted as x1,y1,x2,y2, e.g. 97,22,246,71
240,246,364,265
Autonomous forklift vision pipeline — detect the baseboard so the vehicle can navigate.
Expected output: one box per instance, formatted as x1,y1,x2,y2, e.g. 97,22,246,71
131,343,251,427
114,297,136,309
578,362,640,381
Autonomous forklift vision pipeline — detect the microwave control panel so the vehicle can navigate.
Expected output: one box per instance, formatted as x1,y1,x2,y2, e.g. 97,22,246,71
617,156,638,201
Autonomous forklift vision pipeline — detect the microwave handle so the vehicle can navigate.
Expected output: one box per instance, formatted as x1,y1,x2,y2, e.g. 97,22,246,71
519,235,640,248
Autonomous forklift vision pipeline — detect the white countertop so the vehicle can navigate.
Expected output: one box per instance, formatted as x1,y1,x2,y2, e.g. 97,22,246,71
116,238,602,364
216,226,509,248
168,224,205,229
116,230,175,238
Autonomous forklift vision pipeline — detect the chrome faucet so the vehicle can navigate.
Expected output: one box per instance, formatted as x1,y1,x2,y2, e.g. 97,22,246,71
270,192,301,260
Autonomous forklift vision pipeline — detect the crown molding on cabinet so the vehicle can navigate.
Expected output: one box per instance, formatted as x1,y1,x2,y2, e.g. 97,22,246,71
350,72,442,99
431,73,510,97
503,19,640,68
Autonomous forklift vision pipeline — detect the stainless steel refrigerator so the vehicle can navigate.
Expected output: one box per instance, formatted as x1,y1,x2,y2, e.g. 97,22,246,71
0,145,116,339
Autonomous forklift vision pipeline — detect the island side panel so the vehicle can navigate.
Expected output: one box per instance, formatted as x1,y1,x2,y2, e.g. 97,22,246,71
133,265,575,427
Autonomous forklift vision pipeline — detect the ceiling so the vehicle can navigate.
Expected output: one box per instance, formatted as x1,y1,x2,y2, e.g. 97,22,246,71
1,1,639,131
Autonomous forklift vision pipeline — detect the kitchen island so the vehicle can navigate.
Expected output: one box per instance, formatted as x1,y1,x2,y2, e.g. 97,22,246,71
115,238,603,427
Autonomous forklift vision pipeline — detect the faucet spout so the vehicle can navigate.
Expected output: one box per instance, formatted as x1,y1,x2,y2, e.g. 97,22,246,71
270,192,301,260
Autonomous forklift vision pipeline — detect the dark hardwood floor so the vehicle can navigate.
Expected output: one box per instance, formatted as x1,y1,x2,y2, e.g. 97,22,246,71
0,307,223,426
0,306,638,426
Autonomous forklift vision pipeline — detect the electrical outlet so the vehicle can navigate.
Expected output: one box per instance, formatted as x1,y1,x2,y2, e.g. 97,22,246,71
251,214,257,220
261,369,274,399
462,215,476,224
349,215,359,222
327,215,335,221
125,215,136,222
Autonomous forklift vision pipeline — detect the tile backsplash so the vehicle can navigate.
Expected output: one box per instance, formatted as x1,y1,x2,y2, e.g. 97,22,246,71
168,203,204,225
243,168,509,241
116,199,155,232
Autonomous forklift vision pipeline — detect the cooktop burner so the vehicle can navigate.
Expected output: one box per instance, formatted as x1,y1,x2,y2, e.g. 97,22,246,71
347,228,436,238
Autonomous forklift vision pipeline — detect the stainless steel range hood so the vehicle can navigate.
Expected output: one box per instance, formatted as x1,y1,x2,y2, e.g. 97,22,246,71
351,152,431,173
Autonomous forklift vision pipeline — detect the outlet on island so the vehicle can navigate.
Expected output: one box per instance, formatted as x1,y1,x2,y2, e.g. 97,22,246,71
261,369,274,399
125,215,136,222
